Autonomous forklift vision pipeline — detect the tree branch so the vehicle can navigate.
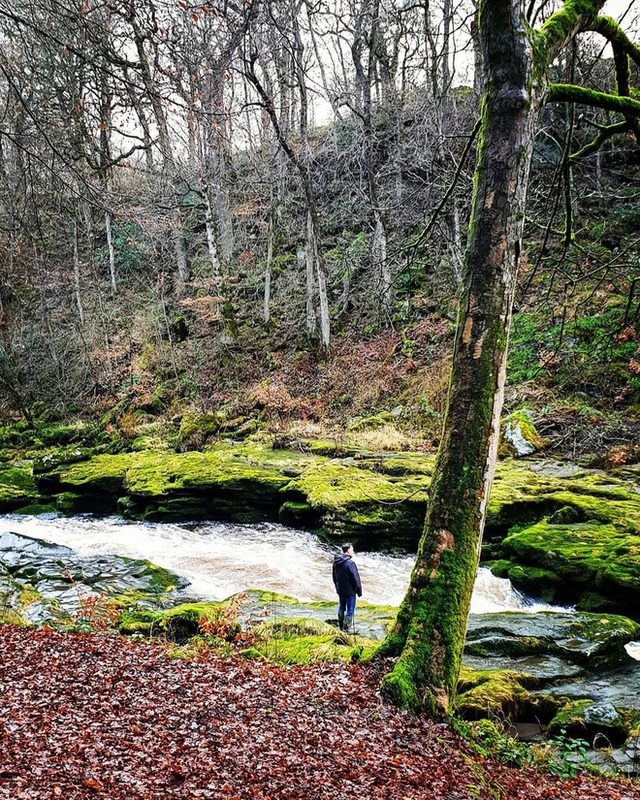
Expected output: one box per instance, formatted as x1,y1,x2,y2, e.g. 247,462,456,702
538,0,607,59
547,83,640,118
405,116,481,252
591,15,640,66
570,121,630,160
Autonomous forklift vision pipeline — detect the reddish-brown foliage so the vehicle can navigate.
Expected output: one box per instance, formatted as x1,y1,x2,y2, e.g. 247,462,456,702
0,626,637,800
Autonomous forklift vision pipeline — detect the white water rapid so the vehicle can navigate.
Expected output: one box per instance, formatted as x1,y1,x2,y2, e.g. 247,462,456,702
0,513,560,612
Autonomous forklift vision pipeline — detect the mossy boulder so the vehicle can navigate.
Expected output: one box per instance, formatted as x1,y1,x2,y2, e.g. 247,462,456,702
32,446,93,474
500,410,544,458
501,520,640,611
251,616,376,664
548,700,630,747
485,461,640,613
486,561,562,603
347,412,396,431
283,458,429,549
119,602,235,641
0,467,39,512
36,444,294,523
177,411,225,450
241,589,398,642
455,666,549,721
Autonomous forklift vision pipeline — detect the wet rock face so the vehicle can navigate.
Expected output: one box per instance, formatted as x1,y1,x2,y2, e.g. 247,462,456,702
457,609,640,758
465,611,640,669
0,531,186,624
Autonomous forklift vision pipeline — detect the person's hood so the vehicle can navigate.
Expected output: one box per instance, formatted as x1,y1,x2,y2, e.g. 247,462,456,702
333,553,352,566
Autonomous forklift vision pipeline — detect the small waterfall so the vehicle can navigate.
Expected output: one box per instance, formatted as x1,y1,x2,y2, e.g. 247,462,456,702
0,514,561,611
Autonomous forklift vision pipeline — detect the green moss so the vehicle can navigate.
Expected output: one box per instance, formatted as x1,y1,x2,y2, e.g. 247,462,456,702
119,601,226,640
286,460,429,508
250,616,376,664
504,564,562,601
278,500,315,527
454,666,541,720
12,502,57,516
285,460,428,547
538,1,606,63
500,410,543,457
548,699,630,745
503,520,640,606
347,412,395,431
0,467,38,512
549,699,594,734
0,608,28,626
380,661,424,714
32,447,93,473
18,585,42,608
177,410,224,450
548,83,640,117
55,492,86,514
465,634,551,659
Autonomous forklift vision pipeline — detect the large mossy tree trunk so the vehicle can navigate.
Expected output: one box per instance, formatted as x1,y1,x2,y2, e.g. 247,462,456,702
378,0,607,717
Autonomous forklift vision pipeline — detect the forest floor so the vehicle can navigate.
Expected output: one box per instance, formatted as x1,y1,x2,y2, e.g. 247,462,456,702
1,626,639,800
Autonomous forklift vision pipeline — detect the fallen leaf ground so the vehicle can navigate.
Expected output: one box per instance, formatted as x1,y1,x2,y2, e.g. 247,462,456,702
0,626,638,800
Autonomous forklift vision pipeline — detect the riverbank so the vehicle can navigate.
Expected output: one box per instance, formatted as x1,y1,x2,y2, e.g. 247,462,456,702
3,436,640,616
1,624,638,800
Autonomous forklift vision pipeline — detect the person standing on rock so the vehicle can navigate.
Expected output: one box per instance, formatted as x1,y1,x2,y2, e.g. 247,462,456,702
332,543,362,634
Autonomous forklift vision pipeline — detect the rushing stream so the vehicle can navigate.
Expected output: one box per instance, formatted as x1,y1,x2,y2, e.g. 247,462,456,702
1,513,557,612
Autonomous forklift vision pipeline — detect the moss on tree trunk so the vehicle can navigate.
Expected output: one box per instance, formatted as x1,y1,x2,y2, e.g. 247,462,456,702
378,0,606,717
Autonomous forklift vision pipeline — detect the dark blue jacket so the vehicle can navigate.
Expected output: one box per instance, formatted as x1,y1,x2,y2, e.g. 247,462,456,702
333,554,362,597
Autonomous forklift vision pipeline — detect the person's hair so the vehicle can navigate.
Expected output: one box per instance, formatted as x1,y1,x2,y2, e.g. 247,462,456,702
341,543,352,553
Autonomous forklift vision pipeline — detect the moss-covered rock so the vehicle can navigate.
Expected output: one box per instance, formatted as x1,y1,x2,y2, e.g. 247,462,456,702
500,410,544,458
548,700,630,747
283,459,429,549
455,666,549,721
502,520,640,611
0,531,186,626
36,444,294,522
486,561,562,603
0,466,39,512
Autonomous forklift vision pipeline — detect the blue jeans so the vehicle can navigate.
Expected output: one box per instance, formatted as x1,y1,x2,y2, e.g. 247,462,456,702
338,594,356,617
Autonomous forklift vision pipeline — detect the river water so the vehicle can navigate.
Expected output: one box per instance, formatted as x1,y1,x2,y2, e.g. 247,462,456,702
0,514,557,612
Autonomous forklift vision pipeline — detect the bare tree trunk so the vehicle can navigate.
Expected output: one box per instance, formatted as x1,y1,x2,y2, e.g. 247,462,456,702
301,242,315,338
373,210,392,320
73,217,85,326
211,78,235,269
263,212,274,324
173,222,189,288
306,209,330,348
105,211,117,293
203,185,222,282
448,199,463,290
352,0,394,323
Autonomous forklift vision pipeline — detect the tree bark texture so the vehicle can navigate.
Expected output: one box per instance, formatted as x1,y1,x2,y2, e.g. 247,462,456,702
379,0,610,717
379,0,540,717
